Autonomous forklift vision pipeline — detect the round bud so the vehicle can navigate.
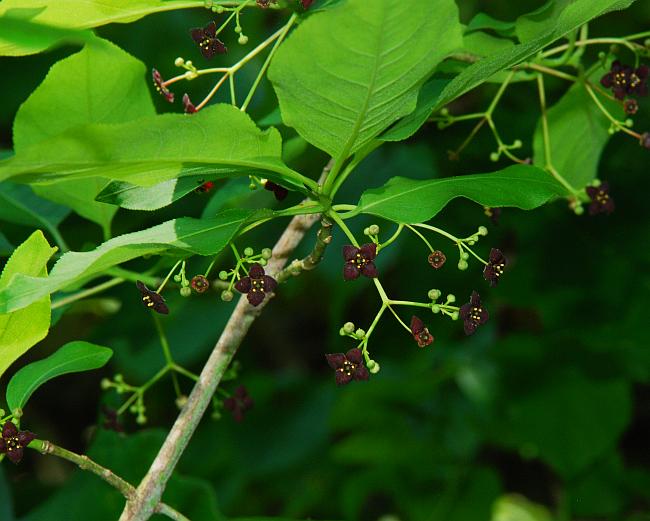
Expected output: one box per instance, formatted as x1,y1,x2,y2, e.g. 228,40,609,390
262,248,273,259
175,395,188,409
598,51,606,59
221,290,234,302
478,225,488,236
592,178,602,187
173,274,182,282
431,304,440,314
249,182,257,190
451,311,460,321
343,321,355,334
645,39,650,48
338,327,346,336
180,287,191,297
0,409,4,418
574,204,584,216
258,258,267,266
218,270,229,281
215,5,224,13
235,25,242,33
100,378,112,390
489,152,499,162
368,224,380,235
244,247,254,257
428,288,442,301
625,118,634,127
440,108,449,116
446,294,456,304
367,360,381,374
174,57,185,67
114,373,123,382
355,328,366,338
203,0,212,7
129,404,138,413
513,139,523,148
467,239,476,245
363,227,370,236
607,126,616,135
458,259,469,270
238,34,249,45
609,44,619,54
136,415,147,425
185,60,193,68
460,252,470,260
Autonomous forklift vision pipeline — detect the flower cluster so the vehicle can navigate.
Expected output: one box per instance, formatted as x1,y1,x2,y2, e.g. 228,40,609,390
234,263,277,306
0,422,35,464
600,61,648,100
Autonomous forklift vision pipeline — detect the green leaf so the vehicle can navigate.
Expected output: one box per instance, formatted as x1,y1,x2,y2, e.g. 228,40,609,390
391,0,636,139
0,104,297,189
95,177,205,211
492,495,554,521
268,0,462,160
465,13,517,37
0,0,200,56
532,81,615,188
0,181,70,229
516,0,572,43
0,232,13,257
0,230,57,380
354,165,568,223
5,340,113,412
0,209,263,314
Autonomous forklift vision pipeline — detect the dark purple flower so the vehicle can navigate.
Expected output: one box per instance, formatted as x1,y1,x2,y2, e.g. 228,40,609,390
624,98,638,115
428,250,446,269
585,182,615,215
459,291,489,336
136,281,169,315
640,132,650,149
264,180,289,201
0,421,35,464
152,68,174,103
182,93,197,114
223,386,253,422
101,406,124,433
410,316,434,347
190,275,210,293
483,248,507,287
600,61,648,100
325,348,369,386
190,21,227,60
234,263,277,306
343,243,378,280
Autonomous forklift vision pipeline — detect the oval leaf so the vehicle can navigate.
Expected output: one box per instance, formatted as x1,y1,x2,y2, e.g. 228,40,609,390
6,341,113,412
354,165,568,223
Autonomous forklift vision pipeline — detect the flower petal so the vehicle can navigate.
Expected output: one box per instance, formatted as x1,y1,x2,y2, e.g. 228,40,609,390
361,261,378,278
6,446,23,464
2,421,17,438
359,243,377,260
0,438,6,453
342,245,358,261
262,275,277,292
343,263,360,281
204,21,217,38
325,353,346,369
17,431,35,447
247,290,265,306
410,315,424,335
189,28,204,44
249,263,265,279
335,371,353,386
234,276,252,293
346,348,363,364
354,364,370,381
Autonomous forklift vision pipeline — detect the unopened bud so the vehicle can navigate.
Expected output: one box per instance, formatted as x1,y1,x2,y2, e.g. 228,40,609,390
428,289,441,301
343,322,355,334
174,57,185,67
368,224,380,235
458,259,469,270
477,226,488,236
221,290,234,302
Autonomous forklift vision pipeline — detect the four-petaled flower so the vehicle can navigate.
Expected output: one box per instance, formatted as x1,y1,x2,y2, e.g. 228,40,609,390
152,68,174,103
182,93,197,114
483,248,507,287
191,275,210,293
223,386,254,422
410,316,434,347
264,180,289,201
624,98,638,115
459,291,489,335
0,421,35,464
343,244,378,280
190,21,227,59
585,182,615,215
325,348,369,385
234,263,277,306
428,250,446,269
101,406,124,433
600,61,648,100
136,281,169,314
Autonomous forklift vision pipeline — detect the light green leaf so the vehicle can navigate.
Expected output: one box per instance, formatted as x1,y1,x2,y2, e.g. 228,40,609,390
0,105,297,189
0,209,265,314
492,495,553,521
0,230,57,380
268,0,463,160
354,165,568,224
6,340,113,412
0,0,201,56
0,181,70,229
532,81,615,188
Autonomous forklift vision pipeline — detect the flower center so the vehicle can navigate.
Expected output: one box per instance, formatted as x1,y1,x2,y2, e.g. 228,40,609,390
200,37,212,50
492,262,505,277
6,436,21,452
338,360,356,377
142,295,154,308
629,73,640,88
470,306,484,322
251,279,264,293
595,190,609,204
352,253,368,269
614,72,627,86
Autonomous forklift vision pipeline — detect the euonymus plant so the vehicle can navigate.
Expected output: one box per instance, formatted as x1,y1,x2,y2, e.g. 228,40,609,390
0,0,648,519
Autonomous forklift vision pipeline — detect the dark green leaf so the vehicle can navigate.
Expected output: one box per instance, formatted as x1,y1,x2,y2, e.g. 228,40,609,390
0,231,13,256
354,165,568,223
6,341,113,412
268,0,463,160
0,181,70,229
492,495,553,521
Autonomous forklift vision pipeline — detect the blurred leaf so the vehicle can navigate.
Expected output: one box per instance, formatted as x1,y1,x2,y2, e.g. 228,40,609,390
0,105,298,190
0,208,264,314
567,453,626,518
0,181,70,229
0,230,56,379
0,231,13,256
6,340,113,412
268,0,462,160
201,178,254,218
497,371,631,477
0,467,14,521
465,13,517,37
0,0,198,56
492,495,554,521
532,80,615,189
354,165,567,223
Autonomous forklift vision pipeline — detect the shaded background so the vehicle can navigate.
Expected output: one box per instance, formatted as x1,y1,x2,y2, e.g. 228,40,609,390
1,0,649,520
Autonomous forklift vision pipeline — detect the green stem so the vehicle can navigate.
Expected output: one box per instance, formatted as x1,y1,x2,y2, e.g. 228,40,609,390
386,304,411,333
156,261,182,293
378,224,403,251
153,316,181,398
583,82,640,139
51,277,124,310
405,224,434,252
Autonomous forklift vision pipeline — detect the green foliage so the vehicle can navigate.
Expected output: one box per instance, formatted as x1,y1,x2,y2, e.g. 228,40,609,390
0,467,14,521
0,209,262,314
268,0,463,161
492,495,553,521
5,341,113,412
96,177,210,211
0,231,56,380
465,13,517,38
0,181,70,231
354,165,567,223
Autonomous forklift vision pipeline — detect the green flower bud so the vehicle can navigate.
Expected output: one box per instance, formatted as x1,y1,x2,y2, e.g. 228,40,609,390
261,248,273,259
367,360,380,374
221,290,234,302
608,125,616,135
355,328,366,338
489,152,499,162
129,404,138,413
458,259,469,270
175,395,188,409
114,374,123,383
625,118,634,127
136,415,147,425
180,286,192,297
100,378,112,390
185,60,193,68
343,321,355,334
460,252,470,260
218,270,229,281
234,25,242,33
431,304,440,314
244,247,254,257
174,57,185,67
363,227,370,236
451,311,459,321
238,34,248,45
467,239,476,245
574,204,584,216
339,327,346,336
513,139,523,148
446,294,456,304
368,224,380,235
0,409,4,417
428,288,442,301
477,225,488,236
173,274,182,282
249,182,257,190
258,258,267,266
598,51,607,60
215,5,224,13
440,108,449,116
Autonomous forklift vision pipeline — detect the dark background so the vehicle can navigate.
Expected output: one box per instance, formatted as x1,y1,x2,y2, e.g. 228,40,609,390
1,1,649,520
